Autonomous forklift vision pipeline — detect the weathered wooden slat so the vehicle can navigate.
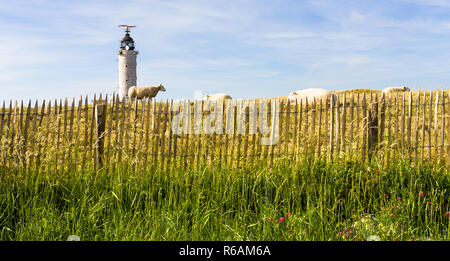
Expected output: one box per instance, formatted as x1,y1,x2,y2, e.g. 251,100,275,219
104,94,114,170
95,101,107,170
447,90,450,165
90,95,97,168
28,100,39,171
66,98,75,171
291,99,298,159
166,100,174,171
349,94,354,155
143,99,152,169
36,100,48,170
311,99,316,155
54,99,62,172
406,92,411,159
81,95,89,171
428,91,432,161
414,92,420,165
393,93,399,161
21,100,32,170
0,101,7,166
441,90,446,161
243,101,250,167
160,100,169,170
117,98,126,169
421,92,426,164
250,100,257,166
153,101,163,169
335,94,340,155
434,91,439,160
356,94,360,156
379,92,386,150
317,97,322,156
361,93,367,160
183,101,191,170
329,95,334,160
402,93,406,155
218,100,226,168
368,101,378,160
5,101,17,167
0,101,5,142
122,97,132,172
61,97,68,167
269,100,276,166
341,93,346,153
296,99,302,161
386,94,392,164
304,98,309,157
284,99,290,158
196,100,204,170
73,97,83,172
131,99,139,171
136,99,145,172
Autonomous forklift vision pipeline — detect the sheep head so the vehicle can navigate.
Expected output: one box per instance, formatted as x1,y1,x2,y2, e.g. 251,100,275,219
158,84,166,92
403,86,410,91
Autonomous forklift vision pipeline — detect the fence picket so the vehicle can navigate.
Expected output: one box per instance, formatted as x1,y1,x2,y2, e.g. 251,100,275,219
441,90,446,162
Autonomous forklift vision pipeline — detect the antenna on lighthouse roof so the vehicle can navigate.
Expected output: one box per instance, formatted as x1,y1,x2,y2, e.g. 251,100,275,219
118,25,136,33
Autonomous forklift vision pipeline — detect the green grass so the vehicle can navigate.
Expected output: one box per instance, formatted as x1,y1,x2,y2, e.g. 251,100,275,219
0,157,449,241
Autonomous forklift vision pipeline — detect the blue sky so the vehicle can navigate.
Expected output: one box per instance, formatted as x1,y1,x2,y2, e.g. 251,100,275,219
2,0,450,102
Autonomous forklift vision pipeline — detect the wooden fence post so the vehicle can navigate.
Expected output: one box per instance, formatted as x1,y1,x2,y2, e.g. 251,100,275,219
95,102,107,169
368,101,378,159
329,94,334,161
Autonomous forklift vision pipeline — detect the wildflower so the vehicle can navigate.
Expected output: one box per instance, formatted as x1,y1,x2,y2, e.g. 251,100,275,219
338,232,343,236
280,217,285,223
396,197,401,202
428,201,433,205
376,170,380,175
288,212,291,218
445,212,450,219
269,217,273,222
349,228,352,233
419,192,424,198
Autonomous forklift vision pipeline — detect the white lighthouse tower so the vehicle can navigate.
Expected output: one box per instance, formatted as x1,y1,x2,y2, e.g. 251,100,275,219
118,25,138,101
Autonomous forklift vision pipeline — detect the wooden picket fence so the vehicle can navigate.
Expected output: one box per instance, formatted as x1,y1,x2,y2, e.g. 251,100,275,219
0,90,449,173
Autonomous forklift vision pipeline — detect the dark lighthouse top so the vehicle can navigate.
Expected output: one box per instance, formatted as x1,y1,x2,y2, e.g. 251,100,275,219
120,32,135,50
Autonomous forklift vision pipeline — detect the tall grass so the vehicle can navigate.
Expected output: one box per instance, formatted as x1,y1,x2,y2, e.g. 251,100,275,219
0,157,448,241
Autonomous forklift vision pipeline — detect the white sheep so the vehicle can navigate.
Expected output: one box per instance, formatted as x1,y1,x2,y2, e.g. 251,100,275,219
382,86,410,94
287,88,336,103
128,84,166,100
204,93,232,101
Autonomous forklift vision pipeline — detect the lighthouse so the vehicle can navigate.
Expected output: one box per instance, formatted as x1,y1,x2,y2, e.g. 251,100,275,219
118,25,138,101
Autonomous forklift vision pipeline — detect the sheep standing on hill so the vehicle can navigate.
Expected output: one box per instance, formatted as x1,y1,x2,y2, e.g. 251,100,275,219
204,93,232,101
287,88,336,103
382,86,410,94
128,84,166,100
